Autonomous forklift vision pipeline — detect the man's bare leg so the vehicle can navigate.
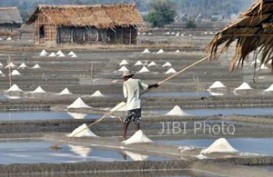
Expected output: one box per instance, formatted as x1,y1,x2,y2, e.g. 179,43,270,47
136,122,140,131
123,123,129,140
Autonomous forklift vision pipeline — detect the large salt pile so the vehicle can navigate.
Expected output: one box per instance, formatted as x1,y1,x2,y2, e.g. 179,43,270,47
68,123,97,137
165,68,177,74
138,66,150,73
148,61,157,67
40,50,48,56
124,150,148,161
162,62,172,67
67,112,87,119
7,84,22,92
234,82,252,90
67,97,91,109
18,63,27,69
11,70,21,76
59,88,72,95
264,84,273,92
201,138,238,154
141,48,150,54
208,81,226,89
68,51,76,56
5,62,16,68
32,86,46,93
134,60,143,66
118,66,129,72
32,64,41,69
123,130,153,145
91,90,105,97
166,105,188,116
119,60,129,66
48,52,57,57
156,49,164,54
69,145,92,158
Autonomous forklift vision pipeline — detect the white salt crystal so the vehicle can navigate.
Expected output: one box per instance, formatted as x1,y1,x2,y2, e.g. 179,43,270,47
134,61,143,66
32,86,46,93
119,60,129,66
59,88,72,95
156,49,164,54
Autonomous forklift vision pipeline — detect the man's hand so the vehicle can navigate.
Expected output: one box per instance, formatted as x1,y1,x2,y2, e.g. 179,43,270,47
148,83,159,89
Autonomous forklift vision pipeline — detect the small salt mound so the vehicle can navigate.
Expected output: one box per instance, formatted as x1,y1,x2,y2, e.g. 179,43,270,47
171,32,175,35
166,105,188,116
56,50,63,55
67,112,87,119
124,150,148,161
7,84,22,92
91,90,105,97
204,32,208,35
234,82,252,90
118,66,129,72
166,32,170,35
264,84,273,92
189,34,192,37
123,130,153,145
18,63,27,69
148,61,157,67
176,32,180,36
0,62,3,68
165,68,176,74
0,38,2,40
32,86,46,93
5,62,16,68
119,60,129,66
11,70,21,76
148,32,152,35
201,138,238,154
259,64,268,70
69,145,92,158
141,48,150,54
209,81,226,89
181,33,184,37
59,88,72,95
134,61,143,66
0,70,3,75
67,97,91,109
67,123,97,137
156,49,164,54
57,52,65,57
250,59,261,66
138,66,150,73
48,52,56,57
162,62,172,67
175,50,180,53
6,37,12,41
71,54,78,58
68,51,76,56
32,64,41,69
40,50,48,56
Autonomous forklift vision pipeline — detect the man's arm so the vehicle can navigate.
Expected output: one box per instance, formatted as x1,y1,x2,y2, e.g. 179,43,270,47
148,83,159,89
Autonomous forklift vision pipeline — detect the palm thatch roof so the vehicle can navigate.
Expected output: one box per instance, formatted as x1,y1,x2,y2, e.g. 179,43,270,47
208,0,273,71
27,4,143,29
0,7,23,24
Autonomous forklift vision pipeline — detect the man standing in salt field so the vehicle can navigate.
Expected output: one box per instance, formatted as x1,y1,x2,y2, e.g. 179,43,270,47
122,70,159,140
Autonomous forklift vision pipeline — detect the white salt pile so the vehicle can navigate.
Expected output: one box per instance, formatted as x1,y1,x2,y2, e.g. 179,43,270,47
7,84,22,92
134,60,143,66
208,81,226,89
189,34,192,37
259,64,268,70
6,37,12,41
166,105,188,116
119,60,129,66
0,38,2,40
91,90,105,97
0,70,3,75
59,88,72,95
201,138,238,154
166,32,170,35
138,66,150,73
48,52,56,57
250,59,261,66
124,150,148,161
5,62,16,68
67,112,87,119
118,66,129,72
58,52,66,57
142,32,146,35
175,50,180,53
67,97,91,109
71,54,78,58
123,130,153,145
171,32,175,35
148,32,152,35
156,49,164,54
141,48,150,54
162,62,172,67
148,61,157,67
165,68,177,74
11,70,21,76
18,63,27,69
40,50,48,56
264,84,273,92
0,62,3,68
32,86,46,93
69,145,92,158
234,82,252,90
176,32,180,36
181,33,184,37
56,50,64,56
32,64,41,69
204,32,208,35
68,123,97,137
68,51,76,56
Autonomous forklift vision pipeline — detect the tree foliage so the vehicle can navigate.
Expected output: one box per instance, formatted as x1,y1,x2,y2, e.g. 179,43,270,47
146,0,176,27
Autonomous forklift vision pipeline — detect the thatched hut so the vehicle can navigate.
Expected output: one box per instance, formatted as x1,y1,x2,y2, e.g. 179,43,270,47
27,4,143,45
0,7,23,36
208,0,273,71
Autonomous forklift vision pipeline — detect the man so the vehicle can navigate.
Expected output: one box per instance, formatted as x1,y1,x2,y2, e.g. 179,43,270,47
122,70,158,140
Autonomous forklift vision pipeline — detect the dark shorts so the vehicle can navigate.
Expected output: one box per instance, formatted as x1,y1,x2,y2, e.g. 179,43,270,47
124,108,142,124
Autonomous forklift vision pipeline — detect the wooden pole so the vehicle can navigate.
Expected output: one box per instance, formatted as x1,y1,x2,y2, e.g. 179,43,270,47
91,62,94,80
8,55,12,87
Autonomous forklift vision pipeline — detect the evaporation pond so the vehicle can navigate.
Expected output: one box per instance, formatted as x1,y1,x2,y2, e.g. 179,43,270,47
0,140,168,164
0,111,101,121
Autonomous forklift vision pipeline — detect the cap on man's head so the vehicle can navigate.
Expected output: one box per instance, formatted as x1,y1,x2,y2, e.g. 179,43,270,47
122,70,134,78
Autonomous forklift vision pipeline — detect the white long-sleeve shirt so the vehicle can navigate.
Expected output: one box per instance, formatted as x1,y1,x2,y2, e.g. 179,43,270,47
123,78,149,111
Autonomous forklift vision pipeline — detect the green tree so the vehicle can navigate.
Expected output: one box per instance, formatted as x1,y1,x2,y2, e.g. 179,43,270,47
146,0,177,27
